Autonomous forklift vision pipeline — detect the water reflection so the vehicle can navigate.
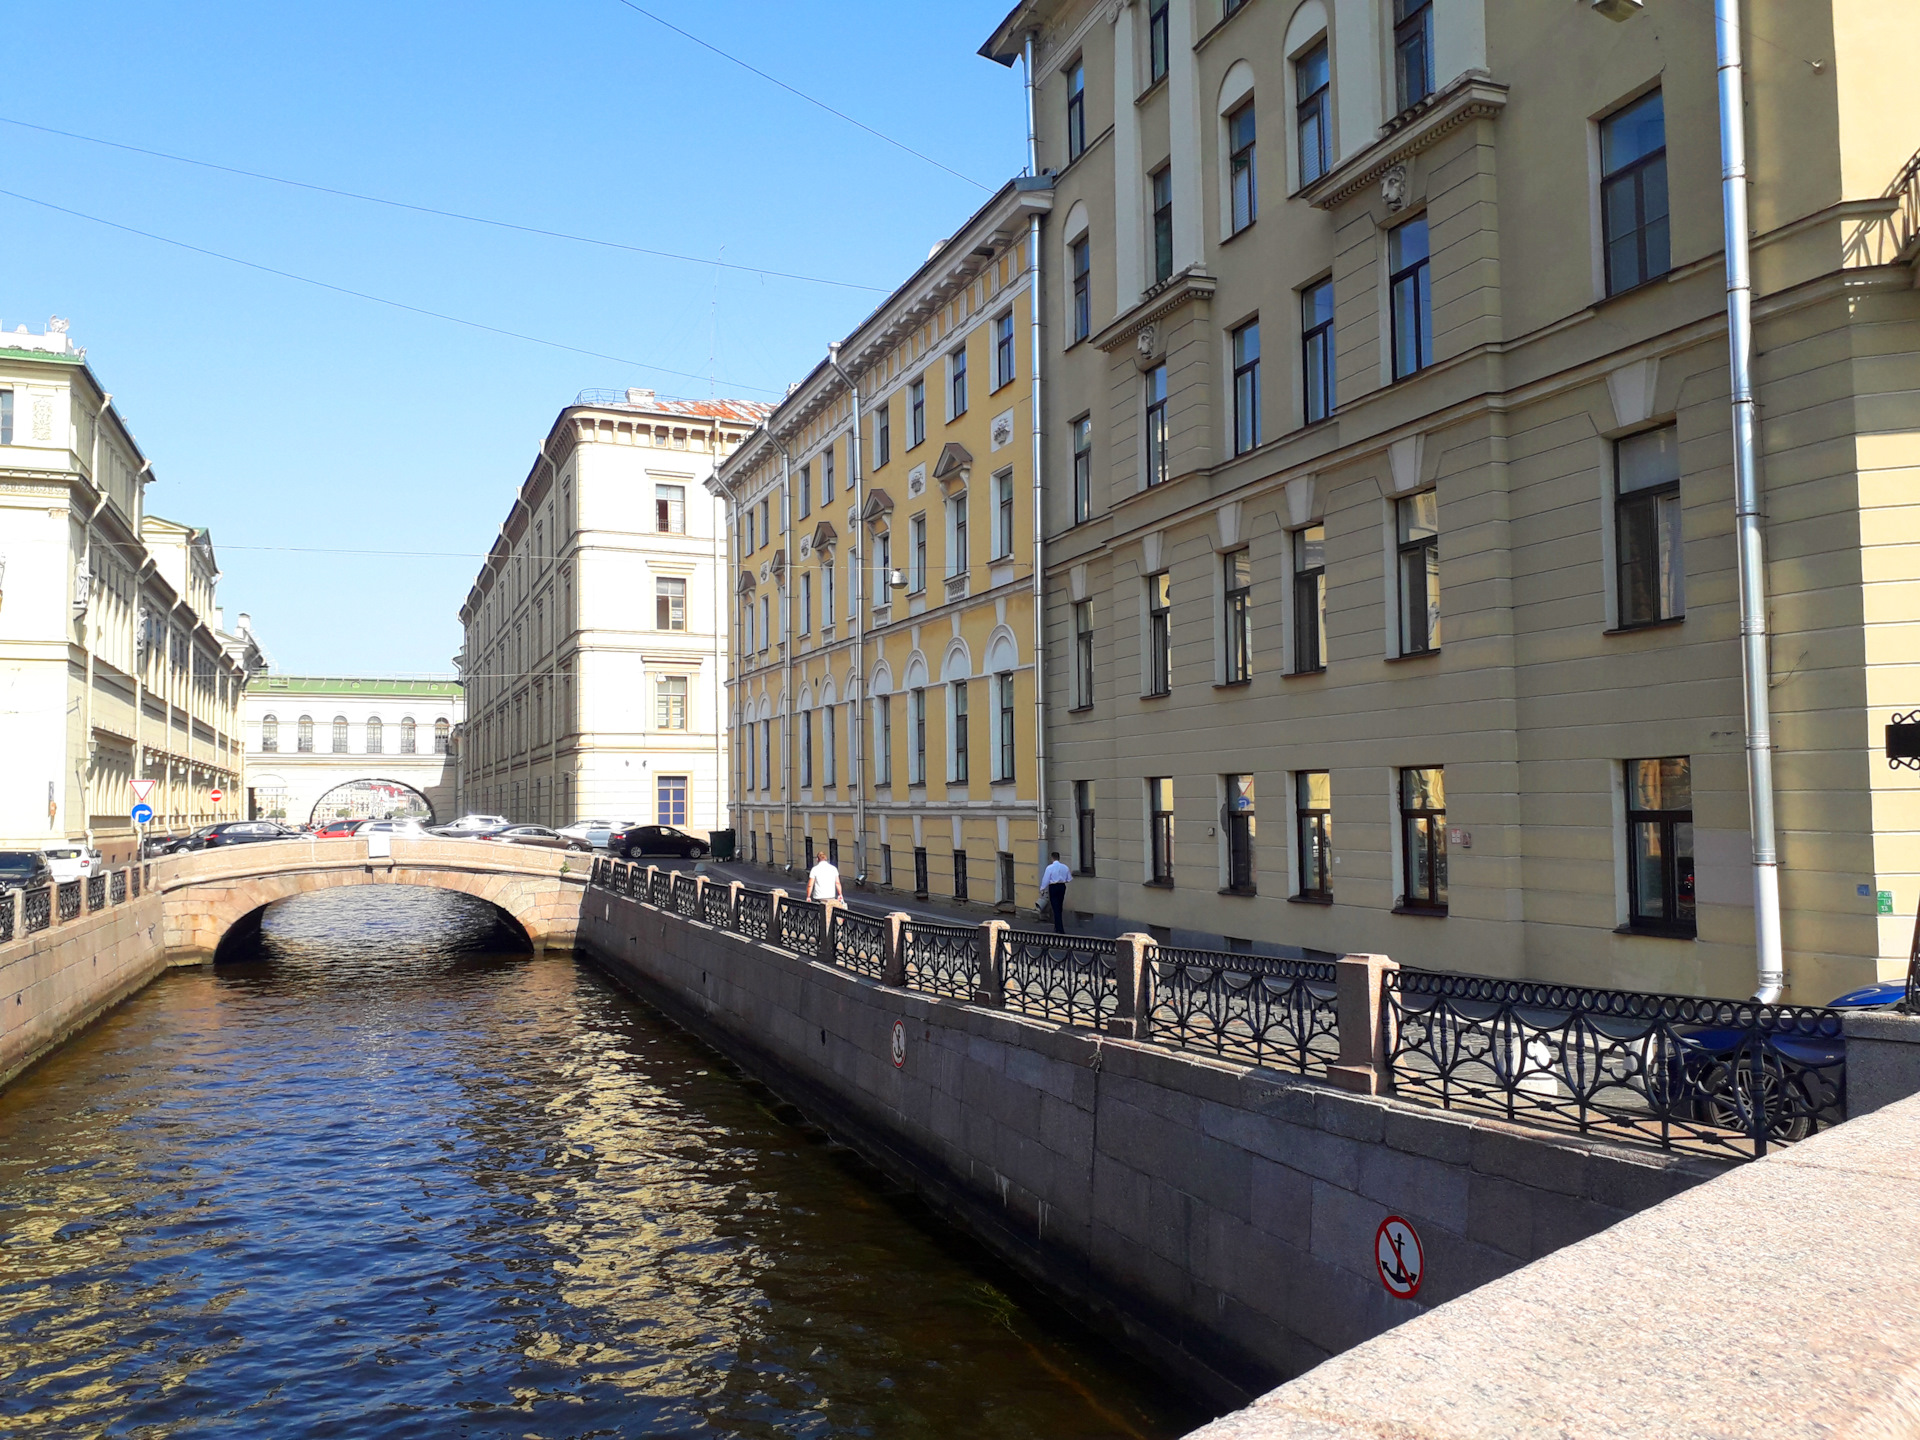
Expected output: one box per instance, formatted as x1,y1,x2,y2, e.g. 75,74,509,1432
0,886,1205,1439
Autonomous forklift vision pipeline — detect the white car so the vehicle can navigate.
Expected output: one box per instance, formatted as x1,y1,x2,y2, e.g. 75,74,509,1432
443,814,511,832
359,819,431,838
43,846,102,884
557,819,637,848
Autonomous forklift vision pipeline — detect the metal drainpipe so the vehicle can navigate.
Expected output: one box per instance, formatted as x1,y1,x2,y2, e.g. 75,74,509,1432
132,553,156,852
711,459,745,845
1023,32,1051,884
710,423,726,837
780,443,795,869
1716,0,1783,1002
826,342,867,883
78,391,114,849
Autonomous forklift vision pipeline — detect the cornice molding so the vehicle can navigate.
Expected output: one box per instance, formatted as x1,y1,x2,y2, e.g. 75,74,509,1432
1302,73,1509,212
1091,270,1219,354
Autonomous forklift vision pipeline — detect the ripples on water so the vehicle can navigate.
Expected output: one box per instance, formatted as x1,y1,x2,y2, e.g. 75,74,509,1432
0,886,1205,1439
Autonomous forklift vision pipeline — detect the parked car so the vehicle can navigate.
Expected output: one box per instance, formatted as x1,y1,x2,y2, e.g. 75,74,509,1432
608,824,708,860
442,814,511,832
557,819,630,847
145,826,216,858
359,819,431,838
482,824,592,853
0,851,53,888
180,821,302,852
42,847,103,884
311,817,368,839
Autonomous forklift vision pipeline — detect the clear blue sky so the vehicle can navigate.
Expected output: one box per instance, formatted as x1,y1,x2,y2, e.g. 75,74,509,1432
3,0,1027,674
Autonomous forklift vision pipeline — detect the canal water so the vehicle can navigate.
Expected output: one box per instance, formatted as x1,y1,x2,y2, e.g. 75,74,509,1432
0,887,1208,1439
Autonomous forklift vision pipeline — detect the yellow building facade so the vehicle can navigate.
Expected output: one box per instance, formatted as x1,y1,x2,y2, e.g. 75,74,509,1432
712,180,1055,909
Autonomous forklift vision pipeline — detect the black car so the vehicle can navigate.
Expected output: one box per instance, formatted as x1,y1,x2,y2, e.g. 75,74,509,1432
0,851,53,888
145,826,218,858
182,821,303,852
608,824,708,860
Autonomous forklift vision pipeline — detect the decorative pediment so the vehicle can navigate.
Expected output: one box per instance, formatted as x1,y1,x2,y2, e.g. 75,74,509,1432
932,441,973,486
768,548,788,581
809,520,839,555
735,568,757,595
860,489,894,526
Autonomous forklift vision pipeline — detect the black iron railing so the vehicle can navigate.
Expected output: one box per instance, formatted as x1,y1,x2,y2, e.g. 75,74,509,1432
132,866,143,898
57,881,81,923
832,908,889,980
778,898,824,956
649,870,673,908
24,886,51,933
701,882,732,928
1384,970,1846,1159
672,871,699,917
998,929,1118,1030
900,919,979,1000
0,891,14,944
86,873,105,911
1147,947,1341,1074
735,886,772,941
110,869,127,905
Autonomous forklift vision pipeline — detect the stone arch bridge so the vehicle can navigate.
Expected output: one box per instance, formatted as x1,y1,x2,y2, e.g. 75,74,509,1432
157,837,589,962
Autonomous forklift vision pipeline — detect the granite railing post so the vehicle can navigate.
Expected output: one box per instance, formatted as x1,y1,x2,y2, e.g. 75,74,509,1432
768,888,788,941
978,919,1008,1006
882,912,910,987
1109,932,1155,1039
817,899,843,964
645,865,660,904
690,873,708,919
725,880,743,931
1327,953,1400,1095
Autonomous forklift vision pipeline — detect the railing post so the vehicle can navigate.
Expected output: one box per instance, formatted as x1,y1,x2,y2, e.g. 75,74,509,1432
1327,953,1399,1095
726,880,743,930
1109,932,1155,1039
882,911,910,987
690,873,708,919
978,919,1008,1007
818,899,843,964
768,888,788,940
645,865,660,904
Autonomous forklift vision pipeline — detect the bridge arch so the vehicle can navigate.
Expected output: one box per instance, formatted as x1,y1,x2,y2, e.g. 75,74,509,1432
309,777,437,825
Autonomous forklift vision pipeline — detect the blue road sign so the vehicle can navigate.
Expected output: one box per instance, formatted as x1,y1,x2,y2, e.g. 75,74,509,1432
131,803,154,824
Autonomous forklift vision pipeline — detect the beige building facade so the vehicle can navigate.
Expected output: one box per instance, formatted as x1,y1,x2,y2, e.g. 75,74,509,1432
711,180,1054,909
0,322,255,860
977,0,1920,1000
459,392,766,833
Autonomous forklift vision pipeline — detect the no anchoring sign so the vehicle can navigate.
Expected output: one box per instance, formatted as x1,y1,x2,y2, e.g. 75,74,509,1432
1375,1215,1424,1300
890,1020,907,1069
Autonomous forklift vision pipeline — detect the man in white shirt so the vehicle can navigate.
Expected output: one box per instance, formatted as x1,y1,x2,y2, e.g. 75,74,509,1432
806,852,843,903
1041,851,1073,933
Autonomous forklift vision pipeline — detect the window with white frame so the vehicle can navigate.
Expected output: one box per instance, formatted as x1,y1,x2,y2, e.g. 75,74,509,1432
823,703,837,787
798,463,811,520
876,399,891,467
1616,425,1683,626
876,695,892,784
993,311,1015,388
1389,216,1431,380
800,708,814,788
1072,415,1093,523
1301,278,1335,423
1145,364,1169,487
948,492,968,579
656,483,685,534
1602,90,1670,295
1071,238,1091,343
909,378,926,447
1296,40,1330,185
800,572,812,635
1073,600,1094,709
950,680,969,783
656,674,688,730
1295,770,1332,899
1292,524,1328,672
949,345,968,419
995,671,1015,782
1223,549,1252,683
1232,320,1261,454
910,688,927,784
1146,570,1172,696
1147,0,1169,84
1396,492,1440,655
910,514,927,593
1151,167,1174,283
1148,776,1175,883
1394,0,1433,113
1228,100,1257,233
1066,57,1086,160
994,470,1014,559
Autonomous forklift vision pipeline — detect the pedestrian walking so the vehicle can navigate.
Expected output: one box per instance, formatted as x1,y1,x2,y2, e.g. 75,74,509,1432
1041,851,1072,934
806,850,844,903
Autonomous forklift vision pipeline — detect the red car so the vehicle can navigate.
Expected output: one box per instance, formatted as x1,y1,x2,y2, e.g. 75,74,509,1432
311,818,366,839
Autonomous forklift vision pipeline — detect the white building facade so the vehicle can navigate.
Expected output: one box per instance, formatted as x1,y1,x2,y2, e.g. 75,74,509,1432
242,676,463,824
0,321,256,861
458,390,768,832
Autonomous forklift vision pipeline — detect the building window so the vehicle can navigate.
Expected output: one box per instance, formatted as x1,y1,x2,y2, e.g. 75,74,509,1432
1394,0,1433,113
1296,771,1332,899
1151,166,1173,283
1066,58,1086,160
1148,777,1175,884
400,717,417,754
1147,570,1173,696
952,851,969,902
261,714,278,753
1228,100,1257,233
1296,40,1330,185
881,843,892,887
758,596,770,651
994,470,1015,559
1145,364,1169,487
298,715,313,752
909,514,927,593
1073,600,1095,709
823,448,835,499
1075,780,1096,873
1627,757,1694,937
1071,239,1091,342
332,715,349,754
656,577,687,631
656,483,686,534
761,720,772,789
1602,90,1670,295
948,494,968,580
876,400,891,467
0,389,10,445
822,560,835,627
998,851,1015,904
798,464,811,520
1232,319,1261,454
910,688,927,784
877,694,892,784
1389,216,1431,380
1147,0,1169,84
657,675,688,730
1223,549,1252,684
1292,524,1327,673
1071,415,1094,524
1225,774,1256,893
914,845,930,897
800,572,813,634
995,671,1015,782
950,346,968,418
800,708,814,788
657,775,688,827
1399,766,1446,911
1397,492,1440,655
994,311,1016,388
908,379,926,447
1301,279,1335,423
951,681,969,783
823,703,837,787
1617,425,1683,626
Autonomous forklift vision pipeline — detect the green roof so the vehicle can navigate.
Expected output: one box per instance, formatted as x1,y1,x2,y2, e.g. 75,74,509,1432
256,675,463,697
0,345,84,365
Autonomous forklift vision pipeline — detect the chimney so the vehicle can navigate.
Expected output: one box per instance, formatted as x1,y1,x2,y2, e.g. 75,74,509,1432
237,612,252,634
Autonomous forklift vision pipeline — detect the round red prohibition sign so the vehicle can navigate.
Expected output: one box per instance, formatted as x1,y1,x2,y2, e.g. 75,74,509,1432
890,1020,907,1069
209,787,224,804
1375,1215,1424,1299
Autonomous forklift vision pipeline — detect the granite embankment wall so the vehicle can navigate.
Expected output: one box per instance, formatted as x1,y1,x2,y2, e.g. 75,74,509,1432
0,885,170,1087
578,885,1725,1405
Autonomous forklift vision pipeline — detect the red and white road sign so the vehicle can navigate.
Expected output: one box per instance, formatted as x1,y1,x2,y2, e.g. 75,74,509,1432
130,779,156,804
1376,1216,1424,1299
210,787,224,803
890,1020,907,1069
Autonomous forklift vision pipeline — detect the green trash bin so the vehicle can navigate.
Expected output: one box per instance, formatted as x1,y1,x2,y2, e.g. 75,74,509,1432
710,828,737,861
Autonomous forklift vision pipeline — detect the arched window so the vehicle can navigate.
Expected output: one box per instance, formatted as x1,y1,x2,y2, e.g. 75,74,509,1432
366,716,384,754
400,717,417,754
332,715,349,753
261,714,278,753
298,715,314,752
434,718,450,754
